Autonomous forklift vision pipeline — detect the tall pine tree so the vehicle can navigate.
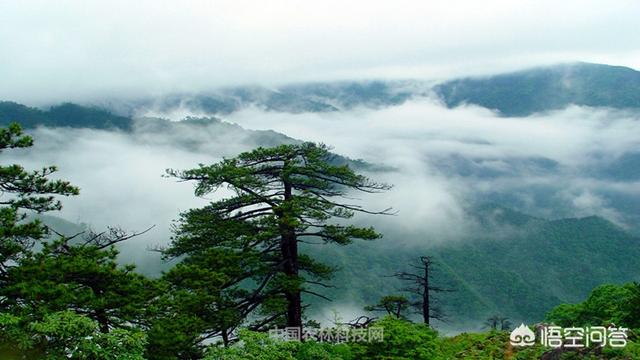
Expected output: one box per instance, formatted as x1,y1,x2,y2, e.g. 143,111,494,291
166,143,391,332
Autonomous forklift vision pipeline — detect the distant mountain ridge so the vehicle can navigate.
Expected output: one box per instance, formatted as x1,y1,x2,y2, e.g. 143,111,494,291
117,62,640,118
0,103,378,172
434,62,640,116
2,62,638,129
0,80,423,129
101,80,426,118
0,101,132,131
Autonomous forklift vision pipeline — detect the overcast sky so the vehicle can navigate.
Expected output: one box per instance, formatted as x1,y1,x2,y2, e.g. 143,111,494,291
1,0,639,104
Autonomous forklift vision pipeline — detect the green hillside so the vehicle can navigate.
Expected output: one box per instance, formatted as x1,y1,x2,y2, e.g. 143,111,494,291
434,62,640,116
0,102,132,130
37,205,640,329
311,205,640,328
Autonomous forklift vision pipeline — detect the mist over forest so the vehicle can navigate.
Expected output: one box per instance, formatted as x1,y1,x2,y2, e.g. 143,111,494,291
2,63,640,332
1,2,640,358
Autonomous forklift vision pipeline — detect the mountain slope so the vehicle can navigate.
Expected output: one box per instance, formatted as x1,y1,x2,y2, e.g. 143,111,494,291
107,80,424,117
136,62,640,118
4,62,639,124
311,205,640,329
434,62,640,116
0,102,132,130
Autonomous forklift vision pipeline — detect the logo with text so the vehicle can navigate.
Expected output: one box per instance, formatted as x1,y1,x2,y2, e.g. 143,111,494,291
509,324,628,348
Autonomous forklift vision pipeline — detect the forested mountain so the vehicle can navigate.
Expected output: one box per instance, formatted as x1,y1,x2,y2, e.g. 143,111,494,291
105,63,640,118
102,80,425,117
0,102,132,130
434,62,640,116
313,204,640,328
36,203,640,329
3,63,639,129
102,62,640,118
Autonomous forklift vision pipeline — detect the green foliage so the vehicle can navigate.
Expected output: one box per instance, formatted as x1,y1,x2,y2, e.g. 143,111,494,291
0,233,158,358
546,282,640,328
163,142,390,344
0,310,146,359
145,249,251,359
2,237,158,332
621,283,640,329
348,317,438,360
145,311,206,360
438,331,546,359
0,123,79,276
197,316,640,360
0,123,154,359
204,330,353,360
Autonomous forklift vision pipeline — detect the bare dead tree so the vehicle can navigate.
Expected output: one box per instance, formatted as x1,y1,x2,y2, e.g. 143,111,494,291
394,256,454,326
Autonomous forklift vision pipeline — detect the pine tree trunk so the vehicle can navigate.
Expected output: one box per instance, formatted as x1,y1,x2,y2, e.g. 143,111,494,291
95,308,110,333
423,263,430,325
222,329,229,347
280,180,302,328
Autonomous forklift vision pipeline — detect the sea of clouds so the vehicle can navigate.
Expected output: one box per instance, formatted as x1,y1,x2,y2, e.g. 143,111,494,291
4,98,640,270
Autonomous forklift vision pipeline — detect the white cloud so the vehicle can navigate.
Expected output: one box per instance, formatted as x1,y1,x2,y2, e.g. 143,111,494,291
223,100,640,231
3,99,638,270
0,1,639,104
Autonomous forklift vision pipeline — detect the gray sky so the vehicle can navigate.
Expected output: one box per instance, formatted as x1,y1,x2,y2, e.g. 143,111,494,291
1,0,639,104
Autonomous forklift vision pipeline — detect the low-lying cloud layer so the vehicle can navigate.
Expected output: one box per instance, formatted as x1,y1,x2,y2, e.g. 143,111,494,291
225,100,640,226
4,99,640,270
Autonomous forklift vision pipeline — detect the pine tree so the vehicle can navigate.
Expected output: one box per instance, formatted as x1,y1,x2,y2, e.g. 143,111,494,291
365,295,411,319
0,123,156,355
3,228,158,334
165,142,391,334
0,122,79,277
